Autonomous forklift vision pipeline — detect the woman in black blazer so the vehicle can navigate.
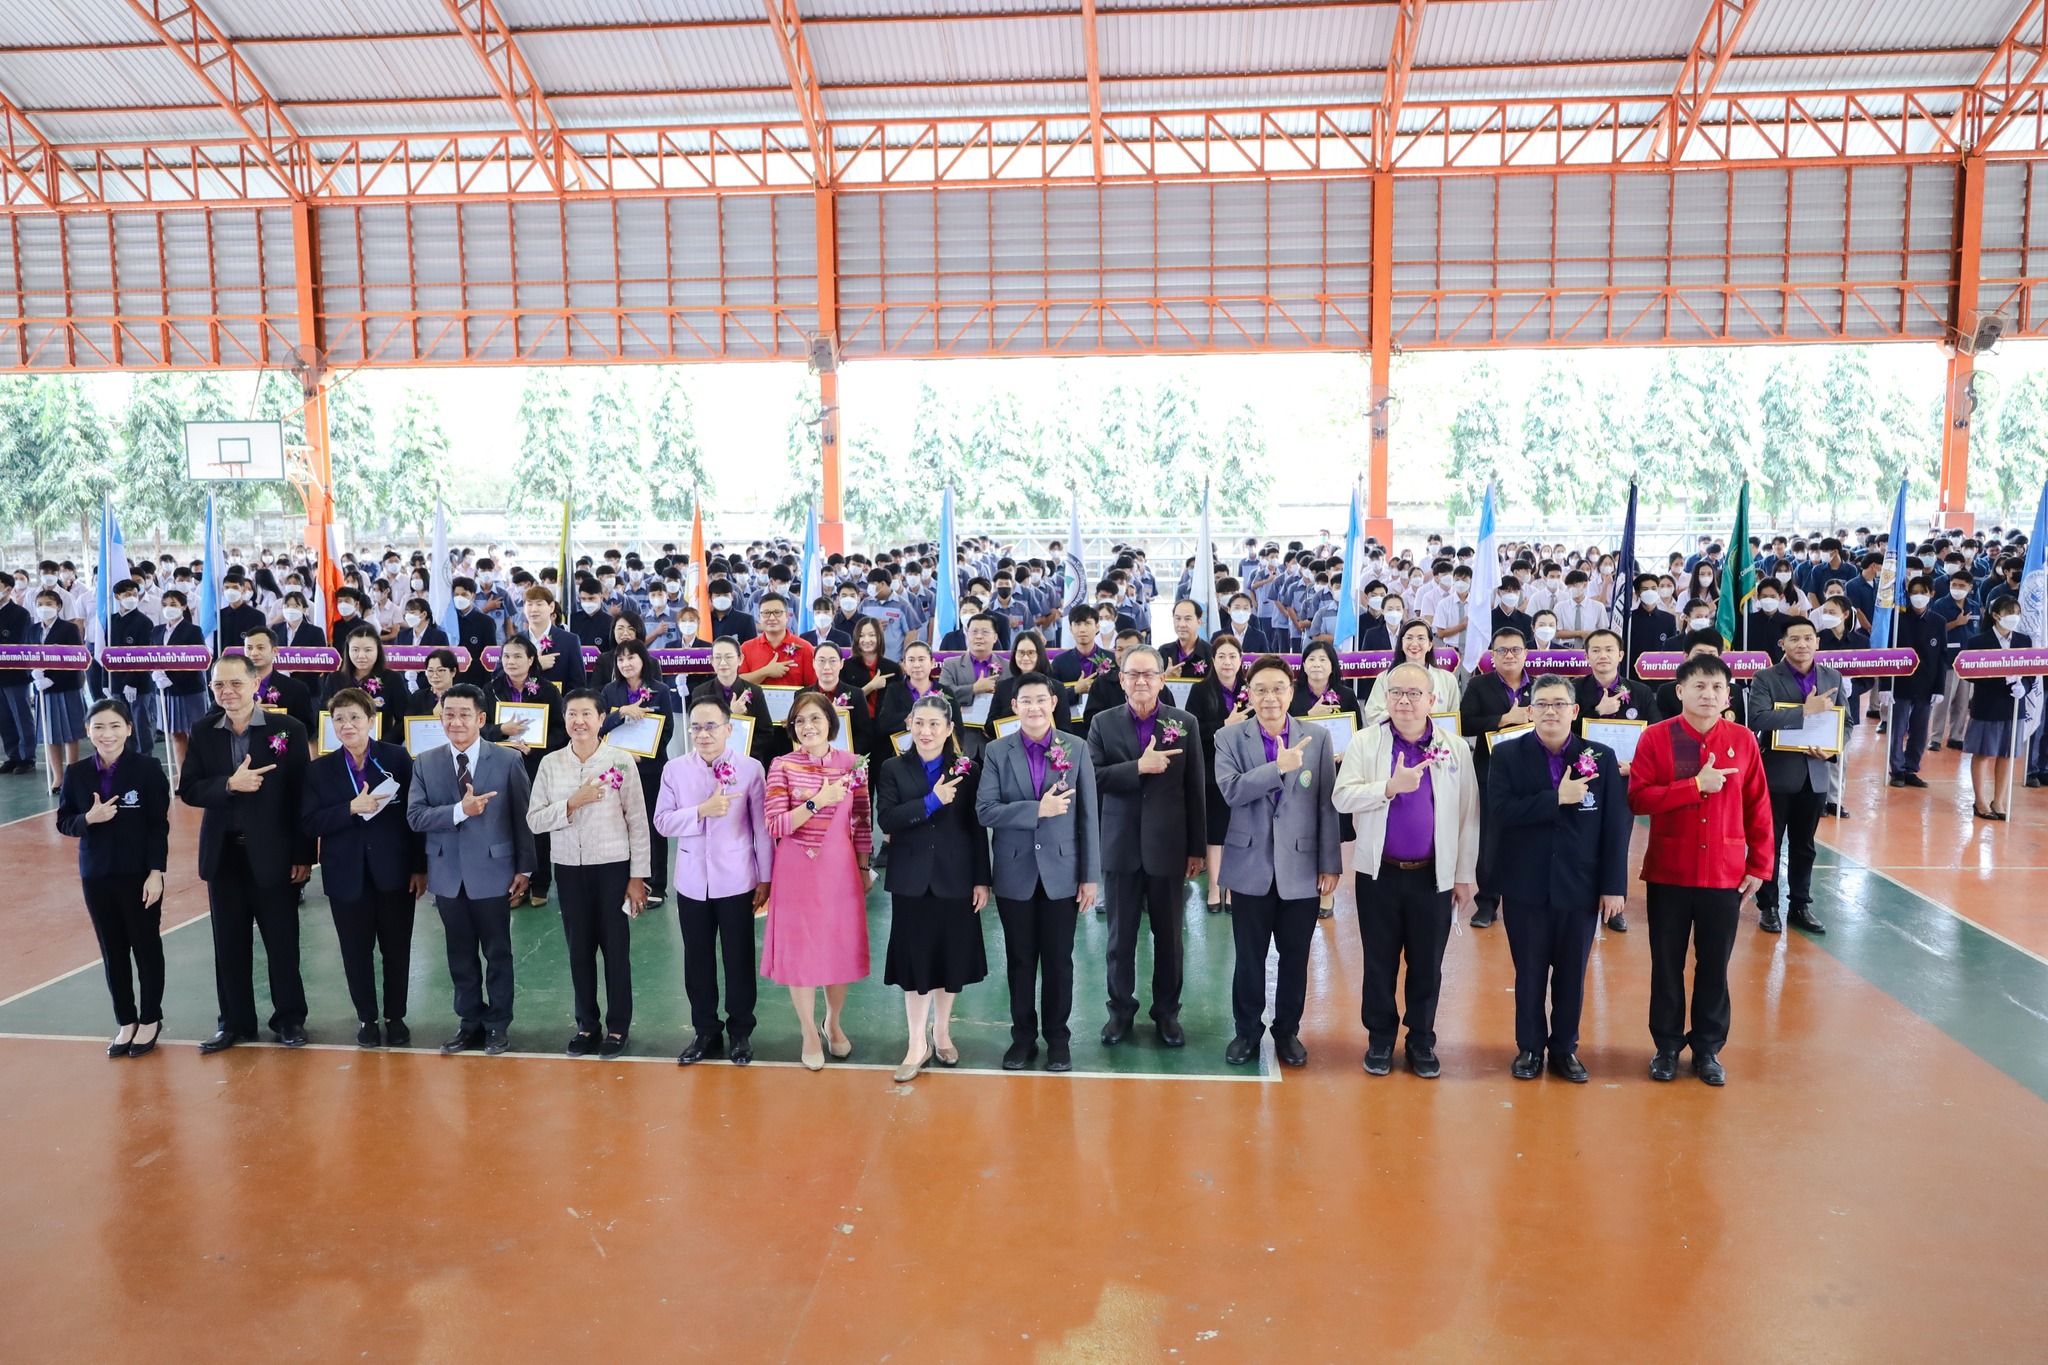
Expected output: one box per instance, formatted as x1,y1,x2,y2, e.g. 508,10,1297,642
300,686,425,1047
687,636,777,767
1289,640,1359,903
30,588,87,791
807,642,873,758
488,634,567,905
987,631,1071,740
598,638,678,906
1963,600,2033,820
591,607,647,689
153,588,210,768
875,693,991,1082
55,699,171,1057
322,628,409,743
1184,631,1251,911
841,616,901,726
872,639,945,765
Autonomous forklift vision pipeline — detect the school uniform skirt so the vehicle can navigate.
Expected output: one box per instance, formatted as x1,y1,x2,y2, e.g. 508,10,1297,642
163,690,209,735
1963,718,2016,757
36,687,86,743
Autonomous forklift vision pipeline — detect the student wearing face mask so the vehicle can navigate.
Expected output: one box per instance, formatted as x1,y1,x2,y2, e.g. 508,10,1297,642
1962,596,2032,820
1929,570,1978,751
1806,595,1866,816
1551,570,1607,645
1224,591,1285,656
706,577,757,646
213,574,267,650
443,576,498,688
29,588,87,789
105,578,160,757
1624,574,1679,681
1432,566,1476,663
1490,576,1534,646
1355,581,1395,651
148,589,208,769
274,590,326,652
1886,575,1949,789
1745,582,1790,661
0,581,37,775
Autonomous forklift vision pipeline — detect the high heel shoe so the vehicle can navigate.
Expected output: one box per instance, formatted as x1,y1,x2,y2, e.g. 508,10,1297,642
127,1022,160,1057
107,1026,136,1059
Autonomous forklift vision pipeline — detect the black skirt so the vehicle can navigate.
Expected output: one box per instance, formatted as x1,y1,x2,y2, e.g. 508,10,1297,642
884,892,989,993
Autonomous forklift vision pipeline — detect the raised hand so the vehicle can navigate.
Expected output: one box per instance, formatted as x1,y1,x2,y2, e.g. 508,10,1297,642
1802,685,1837,717
227,756,274,793
460,786,497,817
931,772,964,806
84,793,118,825
348,786,383,816
1137,736,1180,775
1384,753,1423,795
1037,779,1074,818
1557,770,1590,805
566,776,608,812
813,778,849,808
697,790,732,819
1695,759,1730,795
1595,691,1622,716
1275,735,1311,775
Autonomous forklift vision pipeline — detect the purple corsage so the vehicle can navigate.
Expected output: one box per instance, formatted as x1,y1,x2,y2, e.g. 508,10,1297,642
362,676,382,696
948,756,974,778
268,734,287,755
1160,719,1186,744
1572,750,1600,779
1047,742,1073,773
598,766,625,791
712,758,736,788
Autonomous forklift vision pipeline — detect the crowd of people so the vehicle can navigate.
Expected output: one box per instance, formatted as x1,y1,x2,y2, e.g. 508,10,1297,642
18,516,2040,1087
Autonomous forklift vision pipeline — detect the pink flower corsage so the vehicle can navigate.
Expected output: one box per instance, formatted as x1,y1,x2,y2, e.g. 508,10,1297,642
1573,750,1600,779
1420,735,1452,767
521,679,539,698
1160,720,1185,744
1321,688,1340,706
1047,742,1073,773
258,684,279,704
948,756,974,778
845,757,869,791
268,734,287,755
782,640,798,660
628,685,652,706
362,676,382,696
711,758,736,788
1188,660,1206,675
833,690,852,709
598,766,625,791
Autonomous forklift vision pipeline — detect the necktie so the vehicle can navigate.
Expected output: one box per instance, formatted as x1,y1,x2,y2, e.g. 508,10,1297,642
455,750,472,793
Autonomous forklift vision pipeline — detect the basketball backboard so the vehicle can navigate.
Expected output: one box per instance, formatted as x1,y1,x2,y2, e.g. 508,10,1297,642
185,421,286,481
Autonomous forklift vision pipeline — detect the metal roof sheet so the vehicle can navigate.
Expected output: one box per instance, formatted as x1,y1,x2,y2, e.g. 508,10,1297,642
199,0,457,39
517,26,792,91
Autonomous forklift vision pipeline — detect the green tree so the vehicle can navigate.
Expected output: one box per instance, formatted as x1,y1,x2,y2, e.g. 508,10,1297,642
579,370,646,522
509,370,578,515
773,376,823,533
645,373,712,522
1815,348,1886,526
1445,363,1514,519
381,388,453,536
1208,406,1273,522
1632,352,1705,514
1985,369,2048,520
1688,351,1757,514
963,391,1054,521
1754,357,1825,526
31,377,119,552
1581,374,1636,515
325,379,381,535
0,376,39,544
1516,362,1593,515
120,374,207,548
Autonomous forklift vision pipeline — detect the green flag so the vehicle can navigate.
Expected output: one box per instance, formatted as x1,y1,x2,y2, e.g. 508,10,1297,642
1714,480,1754,650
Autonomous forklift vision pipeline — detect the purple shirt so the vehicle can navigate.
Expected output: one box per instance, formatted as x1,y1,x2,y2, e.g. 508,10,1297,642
1792,663,1818,698
95,754,119,802
1023,730,1054,795
1259,719,1291,804
971,654,997,681
1383,726,1436,861
1501,671,1530,706
1544,741,1568,787
1130,704,1158,753
651,752,775,900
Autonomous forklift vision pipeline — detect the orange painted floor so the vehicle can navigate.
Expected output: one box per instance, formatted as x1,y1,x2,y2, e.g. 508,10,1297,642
4,739,2048,1363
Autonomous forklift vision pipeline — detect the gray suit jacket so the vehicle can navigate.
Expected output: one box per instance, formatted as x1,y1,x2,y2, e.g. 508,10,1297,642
1745,660,1846,794
405,740,537,899
1212,718,1342,900
974,728,1101,900
940,651,1005,712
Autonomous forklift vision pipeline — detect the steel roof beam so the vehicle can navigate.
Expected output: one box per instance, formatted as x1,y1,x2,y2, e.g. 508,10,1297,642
1959,0,2048,151
763,0,834,184
1083,0,1105,176
0,87,96,208
117,0,305,197
439,0,589,193
1661,0,1764,163
1375,0,1427,167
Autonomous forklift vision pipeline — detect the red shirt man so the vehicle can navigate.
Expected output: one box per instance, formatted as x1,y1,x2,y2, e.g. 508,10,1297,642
1626,653,1772,1088
737,593,817,690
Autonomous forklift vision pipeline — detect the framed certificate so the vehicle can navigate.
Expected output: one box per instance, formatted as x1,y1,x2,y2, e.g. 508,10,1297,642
1430,711,1460,741
608,712,664,760
1070,695,1088,722
725,713,757,763
1487,724,1534,750
1307,711,1357,757
762,685,800,722
493,700,549,749
316,710,341,755
1772,703,1845,754
891,729,915,754
1164,679,1195,709
1580,717,1646,762
404,715,449,756
992,715,1024,740
961,692,994,727
829,709,853,754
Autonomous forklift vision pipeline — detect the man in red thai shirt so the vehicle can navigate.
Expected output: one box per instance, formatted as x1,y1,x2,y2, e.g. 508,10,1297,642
1626,653,1774,1087
737,593,817,690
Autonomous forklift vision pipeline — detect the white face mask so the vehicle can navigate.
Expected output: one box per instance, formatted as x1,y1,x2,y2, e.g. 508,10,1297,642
453,595,473,613
648,595,667,611
39,573,56,587
1814,611,1842,631
410,579,424,591
118,596,138,613
839,596,859,613
283,607,304,624
665,580,682,595
1435,574,1452,589
1533,624,1556,645
581,600,600,615
1656,587,1673,602
905,574,921,588
1688,617,1712,631
1996,615,2018,634
1756,597,1781,614
1453,580,1470,597
337,601,358,617
1908,593,1932,610
163,606,183,621
712,595,733,612
1229,609,1251,627
1699,573,1714,587
1383,608,1404,627
1951,585,1969,600
404,612,423,631
1498,592,1521,609
223,588,242,605
36,604,58,622
1366,594,1385,611
1639,591,1659,608
478,573,494,586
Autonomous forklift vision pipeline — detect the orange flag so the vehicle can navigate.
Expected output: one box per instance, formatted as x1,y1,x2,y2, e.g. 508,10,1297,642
690,502,711,624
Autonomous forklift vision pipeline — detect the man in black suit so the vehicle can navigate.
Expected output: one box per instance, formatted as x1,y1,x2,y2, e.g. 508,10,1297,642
240,625,319,737
706,576,757,646
448,576,499,687
213,573,268,649
1079,628,1147,724
1086,644,1207,1047
512,584,588,691
178,653,315,1052
1048,605,1116,734
1459,625,1536,928
1489,575,1535,645
1487,674,1633,1082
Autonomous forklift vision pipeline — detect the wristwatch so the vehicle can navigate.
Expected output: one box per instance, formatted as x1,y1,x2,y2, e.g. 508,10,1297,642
803,799,818,813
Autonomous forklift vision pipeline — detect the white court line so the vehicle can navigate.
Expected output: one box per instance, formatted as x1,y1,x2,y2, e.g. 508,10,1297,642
1819,849,2048,971
0,912,210,1010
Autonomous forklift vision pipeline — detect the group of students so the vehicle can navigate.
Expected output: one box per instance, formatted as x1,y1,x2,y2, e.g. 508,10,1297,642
34,511,2038,1087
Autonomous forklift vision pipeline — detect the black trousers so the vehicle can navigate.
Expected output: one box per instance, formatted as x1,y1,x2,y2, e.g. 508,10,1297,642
677,891,758,1040
1356,864,1452,1049
1761,780,1826,911
330,888,415,1024
1104,869,1184,1022
83,873,164,1027
1503,899,1598,1056
438,889,514,1029
1229,886,1317,1042
1645,882,1741,1057
638,760,669,899
207,840,307,1036
557,860,633,1036
1473,772,1501,913
996,885,1078,1046
529,832,552,898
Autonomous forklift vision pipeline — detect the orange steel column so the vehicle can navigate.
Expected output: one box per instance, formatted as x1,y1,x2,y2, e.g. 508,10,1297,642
1940,154,1985,534
1366,172,1395,547
290,202,338,607
816,188,845,555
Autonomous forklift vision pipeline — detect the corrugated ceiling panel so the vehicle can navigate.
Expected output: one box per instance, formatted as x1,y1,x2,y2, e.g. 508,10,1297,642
0,48,211,108
287,100,510,137
1742,0,2021,53
202,0,454,37
1406,60,1676,102
1101,74,1375,111
1722,51,1992,92
0,0,162,44
518,27,790,92
811,17,1080,84
826,82,1086,119
1415,0,1706,67
497,0,768,22
1099,6,1394,77
31,109,254,145
242,36,500,102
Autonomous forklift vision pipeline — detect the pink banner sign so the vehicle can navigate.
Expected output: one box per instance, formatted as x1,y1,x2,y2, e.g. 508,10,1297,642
1475,650,1589,676
1954,647,2048,679
0,643,91,669
1634,651,1773,680
386,645,472,670
100,645,212,670
1817,648,1919,678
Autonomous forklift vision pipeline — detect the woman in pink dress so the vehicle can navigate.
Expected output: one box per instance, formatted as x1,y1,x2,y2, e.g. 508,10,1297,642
762,691,874,1070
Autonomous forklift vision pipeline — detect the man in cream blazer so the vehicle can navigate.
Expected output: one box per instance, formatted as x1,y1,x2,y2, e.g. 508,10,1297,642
1334,662,1480,1079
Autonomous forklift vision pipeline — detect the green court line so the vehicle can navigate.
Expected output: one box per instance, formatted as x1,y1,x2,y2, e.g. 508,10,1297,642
0,770,59,827
0,876,1277,1080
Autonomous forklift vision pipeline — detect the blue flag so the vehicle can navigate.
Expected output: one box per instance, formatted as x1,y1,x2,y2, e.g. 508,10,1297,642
796,502,820,637
1611,482,1638,617
198,493,223,645
2020,477,2047,742
1338,477,1363,649
936,486,959,640
1062,488,1086,647
430,499,455,636
94,495,127,649
1870,478,1908,649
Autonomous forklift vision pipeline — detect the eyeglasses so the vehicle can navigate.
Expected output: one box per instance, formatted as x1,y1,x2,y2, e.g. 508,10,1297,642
1121,669,1161,681
1385,688,1428,702
1530,700,1574,713
686,722,727,735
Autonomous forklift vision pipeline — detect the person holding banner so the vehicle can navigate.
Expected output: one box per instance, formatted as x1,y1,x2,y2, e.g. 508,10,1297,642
842,617,902,716
181,654,315,1053
1887,575,1948,790
516,585,587,692
939,613,1006,717
987,632,1067,740
322,629,408,742
599,638,679,907
1361,618,1460,724
873,639,943,763
240,627,319,738
1964,597,2031,821
277,591,327,651
0,588,37,775
29,587,87,790
56,698,171,1058
150,589,209,768
1187,632,1253,911
1746,619,1844,936
301,687,426,1049
487,636,568,907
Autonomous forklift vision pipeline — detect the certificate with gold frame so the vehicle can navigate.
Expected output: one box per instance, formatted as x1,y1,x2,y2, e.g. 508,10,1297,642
316,710,341,755
724,713,757,764
1306,711,1357,757
991,715,1024,741
607,712,664,760
1771,703,1844,754
404,715,448,757
1429,711,1460,741
890,729,915,755
493,700,549,749
1580,717,1646,763
1487,724,1534,750
829,708,853,754
762,685,801,722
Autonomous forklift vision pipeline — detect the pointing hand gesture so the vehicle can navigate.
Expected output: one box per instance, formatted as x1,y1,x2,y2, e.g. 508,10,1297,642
1695,759,1731,795
84,792,119,825
227,755,274,793
1274,735,1311,775
1802,685,1837,717
931,771,964,806
1137,736,1180,775
460,787,497,817
1557,770,1590,805
1037,779,1074,819
1384,753,1423,796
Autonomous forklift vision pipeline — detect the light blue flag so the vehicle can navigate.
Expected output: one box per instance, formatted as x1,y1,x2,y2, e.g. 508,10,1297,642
1196,479,1219,636
1870,478,1908,649
1474,480,1500,598
430,499,454,635
796,502,820,637
198,493,223,644
1338,477,1363,649
936,486,959,640
1062,488,1086,647
2019,477,2048,741
93,495,127,650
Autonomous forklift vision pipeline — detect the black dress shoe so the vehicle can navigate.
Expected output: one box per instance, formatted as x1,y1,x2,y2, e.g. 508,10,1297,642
1100,1017,1130,1046
1693,1053,1726,1086
1362,1041,1393,1075
1649,1050,1680,1082
127,1023,160,1058
1511,1050,1542,1080
441,1026,485,1054
199,1030,244,1055
566,1032,600,1057
1156,1015,1186,1048
1469,905,1497,928
1787,906,1826,934
677,1033,720,1065
1947,738,1965,751
385,1020,411,1048
1887,775,1906,788
1758,903,1783,934
277,1025,308,1049
1224,1035,1258,1066
2028,775,2045,789
599,1034,627,1060
107,1034,133,1059
1045,1041,1072,1072
1605,912,1629,932
1822,800,1841,816
1549,1053,1589,1084
356,1021,382,1048
484,1028,510,1056
1901,773,1928,788
729,1035,752,1066
1275,1035,1307,1067
1002,1040,1038,1070
1405,1043,1441,1079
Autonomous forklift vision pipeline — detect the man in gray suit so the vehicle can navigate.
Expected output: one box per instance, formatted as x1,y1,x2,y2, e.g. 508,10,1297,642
939,612,1005,724
406,683,536,1055
1213,655,1342,1067
975,671,1101,1073
1744,617,1844,935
